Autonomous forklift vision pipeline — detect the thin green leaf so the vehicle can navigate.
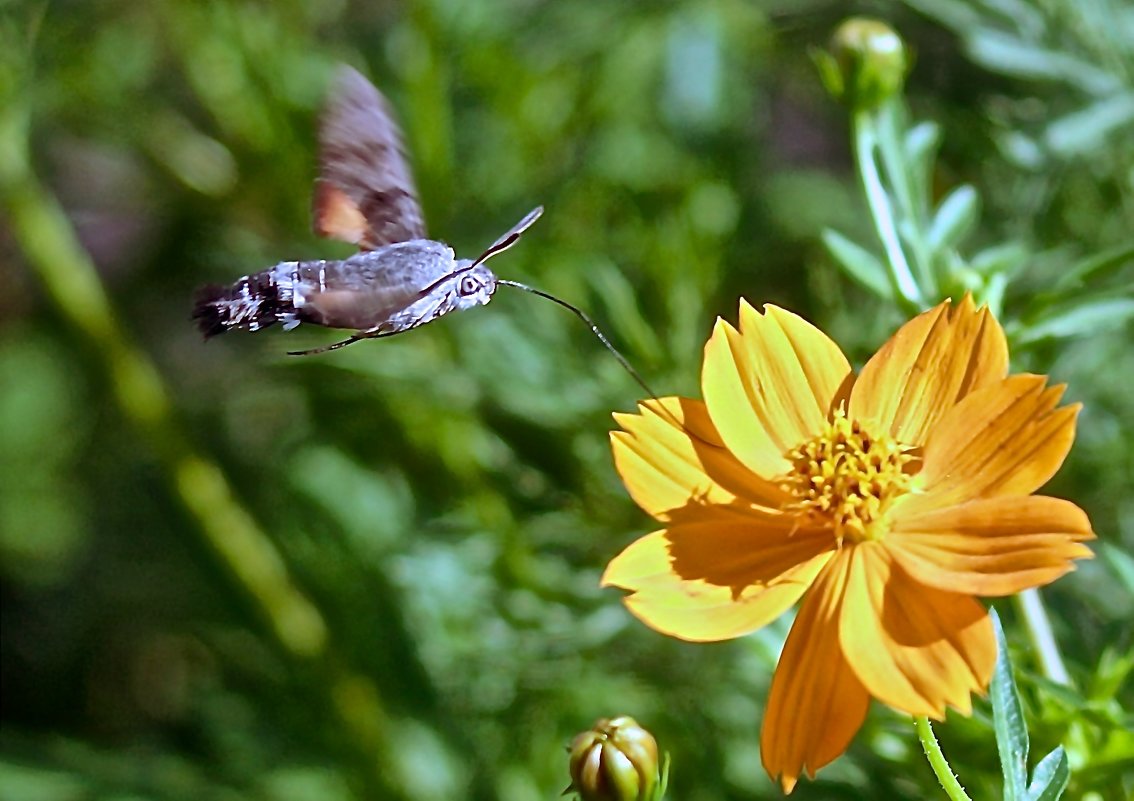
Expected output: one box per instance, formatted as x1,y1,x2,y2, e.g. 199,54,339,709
928,185,979,250
1090,642,1134,703
972,0,1045,33
1015,297,1134,345
653,752,671,801
821,229,892,298
990,608,1029,801
586,258,664,362
1024,673,1087,711
1099,541,1134,598
1043,92,1134,158
966,30,1120,94
1026,747,1069,801
999,129,1047,169
903,121,940,179
971,242,1030,279
985,272,1009,317
810,47,844,100
1054,243,1134,291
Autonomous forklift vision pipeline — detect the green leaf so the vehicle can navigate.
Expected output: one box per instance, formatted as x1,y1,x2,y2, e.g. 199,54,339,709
971,242,1030,279
1043,92,1134,158
1014,297,1134,345
903,121,940,181
1026,747,1069,801
966,30,1120,94
1090,642,1134,704
652,752,671,801
821,229,892,298
927,185,979,250
810,47,844,101
586,258,664,363
1024,673,1087,712
999,130,1045,169
990,608,1029,801
1054,242,1134,291
1099,541,1134,598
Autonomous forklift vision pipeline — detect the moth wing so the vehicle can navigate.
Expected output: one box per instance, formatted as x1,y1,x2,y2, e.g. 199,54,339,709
311,181,370,246
312,66,426,250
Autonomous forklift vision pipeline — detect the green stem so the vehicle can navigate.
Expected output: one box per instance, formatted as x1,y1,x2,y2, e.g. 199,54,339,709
853,108,922,312
1014,587,1072,685
915,716,972,801
875,102,936,295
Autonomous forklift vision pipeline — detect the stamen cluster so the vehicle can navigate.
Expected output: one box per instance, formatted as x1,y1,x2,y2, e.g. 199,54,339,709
782,409,915,544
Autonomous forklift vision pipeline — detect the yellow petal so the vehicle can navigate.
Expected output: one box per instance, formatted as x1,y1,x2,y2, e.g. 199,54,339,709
601,514,833,642
839,542,996,718
851,295,1008,446
702,301,853,479
913,375,1080,508
888,496,1094,596
611,397,789,521
762,549,870,793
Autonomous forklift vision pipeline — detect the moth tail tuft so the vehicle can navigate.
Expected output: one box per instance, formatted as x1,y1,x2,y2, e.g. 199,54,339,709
192,276,283,338
192,284,232,338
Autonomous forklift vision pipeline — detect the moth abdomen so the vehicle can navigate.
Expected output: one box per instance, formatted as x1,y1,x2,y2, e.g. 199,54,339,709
192,263,305,338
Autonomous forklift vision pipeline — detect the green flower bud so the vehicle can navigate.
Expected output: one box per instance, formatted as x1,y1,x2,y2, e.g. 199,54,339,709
567,716,660,801
815,18,908,110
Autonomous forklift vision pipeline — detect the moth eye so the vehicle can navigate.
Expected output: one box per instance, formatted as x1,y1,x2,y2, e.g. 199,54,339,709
459,275,480,296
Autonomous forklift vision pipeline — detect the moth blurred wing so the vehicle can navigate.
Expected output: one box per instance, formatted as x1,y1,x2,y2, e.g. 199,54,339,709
312,181,370,245
313,66,426,249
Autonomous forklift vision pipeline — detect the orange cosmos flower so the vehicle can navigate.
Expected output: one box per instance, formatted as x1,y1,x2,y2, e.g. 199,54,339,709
602,296,1094,793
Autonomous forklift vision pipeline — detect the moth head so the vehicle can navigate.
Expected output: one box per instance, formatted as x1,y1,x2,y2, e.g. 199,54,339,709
452,263,497,310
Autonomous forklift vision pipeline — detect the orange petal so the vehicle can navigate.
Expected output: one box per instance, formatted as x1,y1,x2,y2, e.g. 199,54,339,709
838,543,996,718
912,375,1080,508
762,549,870,793
702,301,853,479
851,295,1008,447
611,397,789,521
601,514,833,642
888,496,1094,596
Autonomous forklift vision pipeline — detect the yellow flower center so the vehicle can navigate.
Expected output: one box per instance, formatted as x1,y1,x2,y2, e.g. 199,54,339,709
780,409,917,545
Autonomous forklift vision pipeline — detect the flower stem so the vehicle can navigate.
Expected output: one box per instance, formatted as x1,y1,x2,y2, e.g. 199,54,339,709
852,108,922,312
1014,587,1072,685
875,102,935,295
914,716,972,801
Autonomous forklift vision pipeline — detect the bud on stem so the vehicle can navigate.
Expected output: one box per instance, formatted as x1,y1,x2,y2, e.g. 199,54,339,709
567,716,662,801
814,18,909,110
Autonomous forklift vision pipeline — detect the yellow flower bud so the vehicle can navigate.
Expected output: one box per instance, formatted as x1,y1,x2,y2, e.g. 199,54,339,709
567,716,660,801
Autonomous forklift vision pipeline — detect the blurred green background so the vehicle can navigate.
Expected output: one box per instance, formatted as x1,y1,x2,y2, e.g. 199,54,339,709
2,1,1132,799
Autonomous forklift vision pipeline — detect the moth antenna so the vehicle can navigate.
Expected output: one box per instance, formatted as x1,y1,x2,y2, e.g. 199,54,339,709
497,280,662,403
472,206,544,267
